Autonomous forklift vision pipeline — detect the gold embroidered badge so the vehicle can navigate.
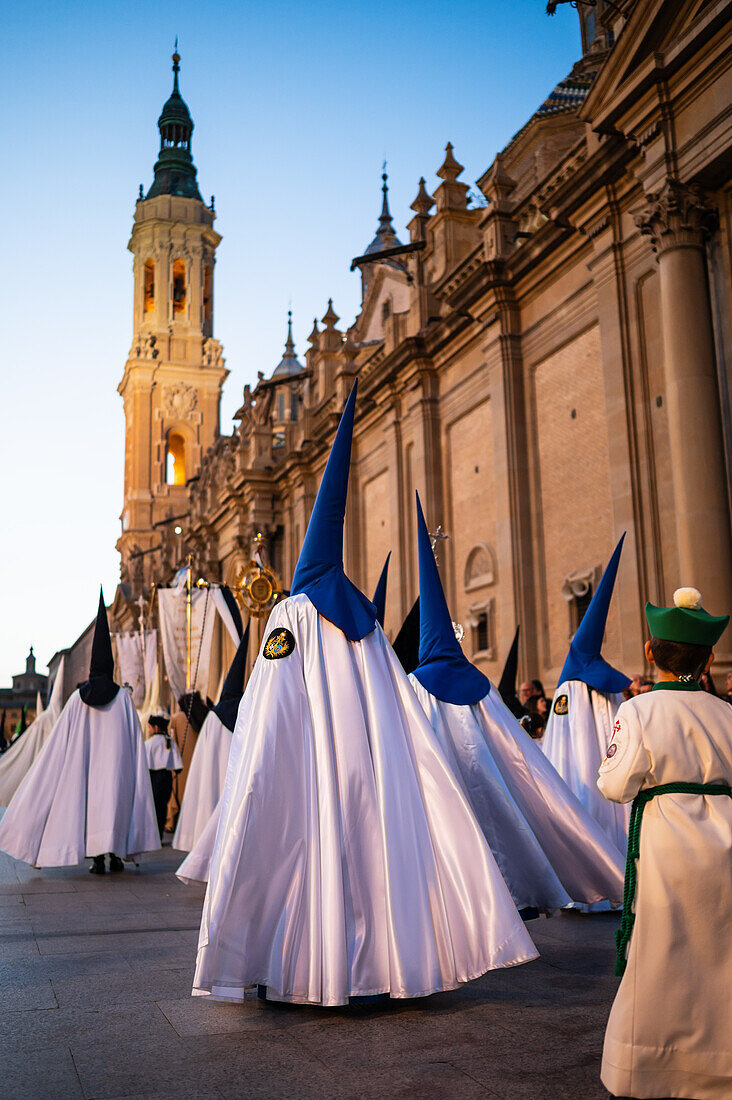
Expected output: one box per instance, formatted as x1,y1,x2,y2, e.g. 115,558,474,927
553,694,569,716
263,628,296,660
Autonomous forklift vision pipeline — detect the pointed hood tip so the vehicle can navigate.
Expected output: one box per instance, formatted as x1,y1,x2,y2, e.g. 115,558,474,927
558,534,630,694
290,382,376,641
372,552,391,628
412,492,490,705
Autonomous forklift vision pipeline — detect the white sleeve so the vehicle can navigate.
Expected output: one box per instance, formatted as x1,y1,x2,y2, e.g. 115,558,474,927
597,703,650,804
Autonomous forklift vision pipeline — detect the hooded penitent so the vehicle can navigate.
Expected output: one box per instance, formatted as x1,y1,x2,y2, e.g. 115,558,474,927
189,383,537,1005
0,656,67,808
0,665,159,867
597,590,732,1098
542,536,631,858
371,553,391,629
79,589,119,708
173,625,251,855
408,493,625,911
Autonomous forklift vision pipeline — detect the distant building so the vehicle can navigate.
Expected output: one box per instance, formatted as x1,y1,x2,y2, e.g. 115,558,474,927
114,0,732,694
0,648,47,732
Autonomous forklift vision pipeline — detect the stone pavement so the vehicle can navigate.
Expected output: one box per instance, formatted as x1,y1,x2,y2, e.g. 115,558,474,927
0,844,618,1100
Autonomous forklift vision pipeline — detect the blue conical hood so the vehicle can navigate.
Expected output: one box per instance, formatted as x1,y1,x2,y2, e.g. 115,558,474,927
213,621,250,732
290,381,377,640
558,534,630,694
372,553,391,627
412,493,490,705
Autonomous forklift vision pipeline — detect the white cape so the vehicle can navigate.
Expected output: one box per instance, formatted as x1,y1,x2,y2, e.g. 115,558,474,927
410,678,625,908
542,680,628,855
173,711,231,853
0,656,65,808
193,594,537,1006
0,689,160,866
176,795,221,885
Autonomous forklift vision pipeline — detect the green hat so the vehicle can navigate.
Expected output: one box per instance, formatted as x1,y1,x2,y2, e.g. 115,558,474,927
645,588,729,646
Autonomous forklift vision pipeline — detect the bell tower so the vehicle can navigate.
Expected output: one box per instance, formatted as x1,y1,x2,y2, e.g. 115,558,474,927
118,49,228,583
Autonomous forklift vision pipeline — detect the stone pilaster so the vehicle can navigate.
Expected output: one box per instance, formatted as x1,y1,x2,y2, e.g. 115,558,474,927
636,181,732,651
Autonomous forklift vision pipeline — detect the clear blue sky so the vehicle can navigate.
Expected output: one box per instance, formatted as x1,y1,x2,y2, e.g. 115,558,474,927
0,0,581,684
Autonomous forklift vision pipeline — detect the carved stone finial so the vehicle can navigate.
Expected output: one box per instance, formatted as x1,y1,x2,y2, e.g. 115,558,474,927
321,299,339,329
635,180,717,257
410,177,435,218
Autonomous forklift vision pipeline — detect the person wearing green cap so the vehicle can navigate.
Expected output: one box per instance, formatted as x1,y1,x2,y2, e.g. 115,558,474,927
597,587,732,1098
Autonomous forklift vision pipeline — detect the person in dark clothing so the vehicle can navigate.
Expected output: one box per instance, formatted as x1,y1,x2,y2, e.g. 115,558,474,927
144,715,183,841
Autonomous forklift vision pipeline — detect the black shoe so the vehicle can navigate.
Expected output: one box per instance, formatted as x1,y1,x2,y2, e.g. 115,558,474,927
109,855,125,873
89,856,106,875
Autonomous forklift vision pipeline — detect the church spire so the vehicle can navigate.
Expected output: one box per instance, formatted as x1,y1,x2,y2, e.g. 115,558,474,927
364,168,402,256
146,48,202,201
272,310,304,377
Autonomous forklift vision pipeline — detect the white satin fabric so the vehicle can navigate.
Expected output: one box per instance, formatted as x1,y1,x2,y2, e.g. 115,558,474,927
410,679,624,907
0,657,66,808
193,595,537,1006
176,796,220,884
144,733,184,772
599,689,732,1098
173,711,231,852
0,690,160,866
542,680,628,856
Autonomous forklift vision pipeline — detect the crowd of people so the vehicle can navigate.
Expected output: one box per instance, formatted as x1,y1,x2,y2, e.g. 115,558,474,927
0,384,729,1099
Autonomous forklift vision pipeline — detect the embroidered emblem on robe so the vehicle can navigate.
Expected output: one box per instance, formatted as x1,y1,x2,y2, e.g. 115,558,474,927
263,628,296,660
553,694,569,716
606,743,617,759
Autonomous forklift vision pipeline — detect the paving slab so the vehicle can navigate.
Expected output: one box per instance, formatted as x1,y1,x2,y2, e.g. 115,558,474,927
0,846,618,1099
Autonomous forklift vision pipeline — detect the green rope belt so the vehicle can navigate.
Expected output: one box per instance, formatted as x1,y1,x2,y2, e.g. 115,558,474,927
615,781,732,977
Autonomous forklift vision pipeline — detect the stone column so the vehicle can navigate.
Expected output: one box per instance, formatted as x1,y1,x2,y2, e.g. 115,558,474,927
636,181,732,646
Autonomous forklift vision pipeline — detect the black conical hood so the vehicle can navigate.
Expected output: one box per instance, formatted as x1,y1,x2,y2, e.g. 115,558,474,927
392,597,421,674
497,626,527,718
372,553,391,628
79,587,119,708
213,622,250,732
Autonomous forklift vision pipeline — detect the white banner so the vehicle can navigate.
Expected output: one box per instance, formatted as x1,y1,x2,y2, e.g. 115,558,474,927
114,630,157,707
210,587,243,647
158,587,215,705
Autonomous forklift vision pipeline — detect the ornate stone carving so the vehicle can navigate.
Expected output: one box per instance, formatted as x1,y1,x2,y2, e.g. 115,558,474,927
202,337,224,369
131,334,158,360
162,382,197,419
635,180,717,256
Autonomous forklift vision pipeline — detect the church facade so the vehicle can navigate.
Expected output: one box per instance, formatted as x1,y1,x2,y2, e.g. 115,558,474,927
114,0,732,691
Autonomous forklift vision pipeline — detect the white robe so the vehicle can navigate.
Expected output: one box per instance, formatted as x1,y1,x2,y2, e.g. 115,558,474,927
542,680,628,856
598,688,732,1099
0,657,66,808
193,594,537,1006
144,733,183,772
410,678,625,909
176,795,220,885
173,711,231,852
0,689,160,866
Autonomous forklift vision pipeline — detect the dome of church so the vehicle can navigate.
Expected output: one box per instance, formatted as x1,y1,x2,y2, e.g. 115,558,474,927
146,50,203,202
272,312,304,378
364,171,402,255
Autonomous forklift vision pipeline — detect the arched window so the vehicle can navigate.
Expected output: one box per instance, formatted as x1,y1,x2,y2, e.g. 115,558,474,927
144,259,155,314
173,259,187,315
166,432,186,485
464,543,496,591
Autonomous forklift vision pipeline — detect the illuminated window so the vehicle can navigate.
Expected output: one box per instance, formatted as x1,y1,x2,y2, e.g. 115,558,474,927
166,432,186,485
203,264,213,328
144,259,155,314
173,259,187,315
